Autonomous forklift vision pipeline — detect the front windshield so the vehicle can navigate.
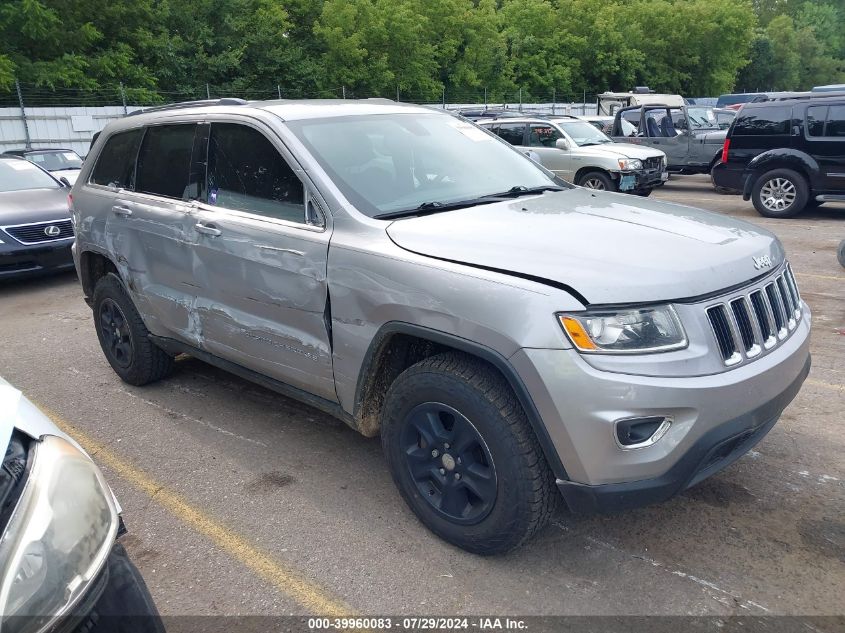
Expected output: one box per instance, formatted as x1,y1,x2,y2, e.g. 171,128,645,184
25,150,83,171
0,159,59,192
685,107,719,130
556,120,613,146
286,113,561,217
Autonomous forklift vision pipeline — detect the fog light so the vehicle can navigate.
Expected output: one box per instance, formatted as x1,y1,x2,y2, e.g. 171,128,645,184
614,416,672,450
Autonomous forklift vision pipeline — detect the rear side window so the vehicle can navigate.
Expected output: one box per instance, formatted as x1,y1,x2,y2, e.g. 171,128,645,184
732,106,791,136
826,105,845,137
806,106,827,137
135,124,198,199
805,104,845,138
90,128,144,189
494,123,526,146
206,123,305,223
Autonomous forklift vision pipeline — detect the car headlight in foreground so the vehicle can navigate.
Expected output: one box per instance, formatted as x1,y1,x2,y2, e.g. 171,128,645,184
617,158,643,170
0,435,118,633
558,305,687,353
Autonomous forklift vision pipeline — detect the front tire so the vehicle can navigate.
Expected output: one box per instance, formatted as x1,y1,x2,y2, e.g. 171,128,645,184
92,273,174,385
838,239,845,269
577,171,617,192
751,169,808,218
381,353,557,555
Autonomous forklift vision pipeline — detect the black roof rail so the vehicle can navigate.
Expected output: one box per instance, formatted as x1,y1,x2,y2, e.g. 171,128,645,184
127,98,249,116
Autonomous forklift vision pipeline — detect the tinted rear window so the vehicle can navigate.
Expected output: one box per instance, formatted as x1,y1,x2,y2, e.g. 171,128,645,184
494,123,526,145
135,124,197,199
90,128,144,189
733,106,791,136
827,105,845,137
806,106,827,137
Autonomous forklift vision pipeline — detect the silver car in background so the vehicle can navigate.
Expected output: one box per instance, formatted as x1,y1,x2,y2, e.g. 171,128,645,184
70,99,810,554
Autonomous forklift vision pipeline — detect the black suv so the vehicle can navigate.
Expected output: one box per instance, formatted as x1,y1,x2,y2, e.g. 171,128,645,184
712,94,845,217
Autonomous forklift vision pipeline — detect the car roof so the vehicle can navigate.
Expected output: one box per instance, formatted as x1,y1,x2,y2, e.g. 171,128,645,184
125,98,436,123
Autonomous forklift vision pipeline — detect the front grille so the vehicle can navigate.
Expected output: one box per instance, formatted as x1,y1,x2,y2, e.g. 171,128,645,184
643,157,663,171
706,265,802,367
3,219,74,245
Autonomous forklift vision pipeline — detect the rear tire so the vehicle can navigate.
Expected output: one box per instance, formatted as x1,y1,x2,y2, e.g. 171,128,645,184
577,171,617,192
381,352,557,555
751,169,808,218
92,273,174,386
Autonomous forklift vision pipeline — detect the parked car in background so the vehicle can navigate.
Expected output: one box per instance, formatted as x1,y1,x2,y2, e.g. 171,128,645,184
812,84,845,93
713,108,737,130
0,156,74,280
457,108,545,122
3,148,84,185
0,376,163,632
478,115,667,194
610,104,726,175
71,99,810,553
712,94,845,217
576,115,637,136
716,93,767,110
597,87,685,115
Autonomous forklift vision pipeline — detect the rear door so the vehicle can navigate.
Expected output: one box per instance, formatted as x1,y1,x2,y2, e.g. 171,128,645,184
100,123,206,345
804,103,845,193
189,121,336,401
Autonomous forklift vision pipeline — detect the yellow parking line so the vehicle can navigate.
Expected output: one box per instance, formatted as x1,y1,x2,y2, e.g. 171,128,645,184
794,272,844,282
806,379,845,393
41,407,354,617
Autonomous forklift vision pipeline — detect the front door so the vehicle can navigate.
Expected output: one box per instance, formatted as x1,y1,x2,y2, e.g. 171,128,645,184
524,123,572,179
189,121,336,401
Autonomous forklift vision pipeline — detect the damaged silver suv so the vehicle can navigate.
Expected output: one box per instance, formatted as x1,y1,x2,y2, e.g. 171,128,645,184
71,99,811,554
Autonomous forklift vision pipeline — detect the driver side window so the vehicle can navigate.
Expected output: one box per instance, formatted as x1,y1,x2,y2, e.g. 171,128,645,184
528,124,562,148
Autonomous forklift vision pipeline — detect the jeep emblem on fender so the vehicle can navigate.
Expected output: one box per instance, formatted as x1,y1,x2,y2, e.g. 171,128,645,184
753,255,773,270
44,225,61,237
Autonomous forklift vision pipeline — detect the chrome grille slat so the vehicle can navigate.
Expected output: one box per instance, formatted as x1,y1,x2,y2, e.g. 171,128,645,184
706,265,802,367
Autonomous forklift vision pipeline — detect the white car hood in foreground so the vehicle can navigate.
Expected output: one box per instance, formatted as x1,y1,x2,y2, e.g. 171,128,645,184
386,188,783,305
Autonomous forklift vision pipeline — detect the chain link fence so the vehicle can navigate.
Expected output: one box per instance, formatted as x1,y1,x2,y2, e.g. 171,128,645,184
0,80,601,154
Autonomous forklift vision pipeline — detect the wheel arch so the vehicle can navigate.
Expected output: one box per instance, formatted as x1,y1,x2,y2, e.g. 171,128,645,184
574,166,613,185
78,249,120,304
742,150,818,198
353,322,569,481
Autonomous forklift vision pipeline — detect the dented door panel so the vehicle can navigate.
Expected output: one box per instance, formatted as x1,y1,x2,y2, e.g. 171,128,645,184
189,207,336,401
105,194,203,345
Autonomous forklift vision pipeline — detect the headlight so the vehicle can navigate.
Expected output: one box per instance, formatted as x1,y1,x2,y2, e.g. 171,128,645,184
558,305,687,353
618,158,642,170
0,436,118,633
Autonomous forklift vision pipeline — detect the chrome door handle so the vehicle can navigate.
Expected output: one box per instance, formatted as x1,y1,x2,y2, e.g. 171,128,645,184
195,222,222,237
113,205,132,217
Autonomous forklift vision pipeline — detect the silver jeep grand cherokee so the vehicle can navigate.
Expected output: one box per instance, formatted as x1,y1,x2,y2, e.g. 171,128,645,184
71,99,810,554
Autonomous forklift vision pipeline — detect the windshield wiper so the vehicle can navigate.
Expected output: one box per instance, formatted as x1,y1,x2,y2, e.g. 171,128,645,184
373,197,502,220
487,184,565,198
373,185,565,220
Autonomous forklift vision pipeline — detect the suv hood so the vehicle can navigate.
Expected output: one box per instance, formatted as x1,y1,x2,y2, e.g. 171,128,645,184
577,142,663,161
386,189,783,305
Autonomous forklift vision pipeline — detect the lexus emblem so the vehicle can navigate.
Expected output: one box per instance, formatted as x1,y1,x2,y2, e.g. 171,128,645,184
44,225,61,237
752,255,773,270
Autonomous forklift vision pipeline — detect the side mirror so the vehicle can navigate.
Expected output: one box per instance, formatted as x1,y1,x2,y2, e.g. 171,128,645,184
555,138,570,150
675,119,687,130
59,177,72,188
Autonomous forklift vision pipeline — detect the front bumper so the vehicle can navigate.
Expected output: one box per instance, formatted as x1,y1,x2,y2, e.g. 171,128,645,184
558,355,809,513
61,542,164,633
0,239,74,279
509,306,811,510
615,168,666,191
